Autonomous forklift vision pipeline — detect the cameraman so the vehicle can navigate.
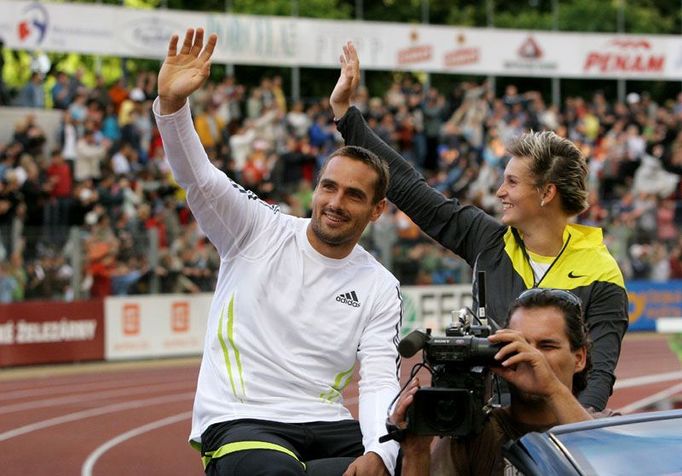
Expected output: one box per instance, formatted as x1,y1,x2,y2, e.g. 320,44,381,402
392,289,593,476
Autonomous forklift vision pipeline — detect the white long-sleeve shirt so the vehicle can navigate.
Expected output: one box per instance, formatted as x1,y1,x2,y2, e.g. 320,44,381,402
154,99,401,473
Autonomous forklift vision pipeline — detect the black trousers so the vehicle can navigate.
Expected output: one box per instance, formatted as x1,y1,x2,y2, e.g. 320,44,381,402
202,419,364,476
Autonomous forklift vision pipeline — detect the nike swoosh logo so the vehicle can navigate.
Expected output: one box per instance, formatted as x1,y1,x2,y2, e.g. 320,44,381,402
568,271,585,279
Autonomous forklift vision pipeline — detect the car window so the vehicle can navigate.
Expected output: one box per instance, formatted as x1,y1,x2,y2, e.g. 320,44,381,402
555,417,682,475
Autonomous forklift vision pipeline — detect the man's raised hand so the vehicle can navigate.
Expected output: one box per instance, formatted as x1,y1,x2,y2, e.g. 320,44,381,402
330,41,361,120
158,28,217,115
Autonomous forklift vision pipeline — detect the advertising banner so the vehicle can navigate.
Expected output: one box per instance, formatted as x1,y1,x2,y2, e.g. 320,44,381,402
627,280,682,332
400,284,473,335
0,299,104,367
0,277,675,367
104,294,210,360
402,281,682,334
1,1,682,79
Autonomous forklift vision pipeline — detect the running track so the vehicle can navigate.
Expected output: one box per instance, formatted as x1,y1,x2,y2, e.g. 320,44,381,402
1,333,680,475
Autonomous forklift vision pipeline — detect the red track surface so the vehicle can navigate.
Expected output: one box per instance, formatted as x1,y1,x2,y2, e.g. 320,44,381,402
1,333,680,475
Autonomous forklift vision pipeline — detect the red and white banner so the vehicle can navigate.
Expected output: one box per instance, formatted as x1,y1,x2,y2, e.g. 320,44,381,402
582,38,667,77
2,277,664,367
0,300,104,367
1,1,682,79
104,294,210,360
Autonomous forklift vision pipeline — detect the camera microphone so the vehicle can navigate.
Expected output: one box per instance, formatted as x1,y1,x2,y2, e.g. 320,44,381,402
398,330,429,358
476,270,499,331
477,270,487,325
476,271,500,332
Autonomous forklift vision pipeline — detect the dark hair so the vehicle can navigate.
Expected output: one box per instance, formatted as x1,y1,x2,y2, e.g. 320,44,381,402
506,288,592,395
319,145,389,204
507,131,588,215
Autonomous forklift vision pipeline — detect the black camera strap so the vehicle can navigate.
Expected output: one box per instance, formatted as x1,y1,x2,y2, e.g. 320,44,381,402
379,419,406,443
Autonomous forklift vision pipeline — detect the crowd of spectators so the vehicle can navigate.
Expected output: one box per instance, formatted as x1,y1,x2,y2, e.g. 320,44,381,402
2,63,682,302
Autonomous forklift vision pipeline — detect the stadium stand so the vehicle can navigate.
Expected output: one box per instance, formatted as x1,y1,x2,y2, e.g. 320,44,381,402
1,68,682,302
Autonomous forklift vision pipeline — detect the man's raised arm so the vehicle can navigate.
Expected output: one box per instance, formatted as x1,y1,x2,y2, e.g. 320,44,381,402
155,29,277,258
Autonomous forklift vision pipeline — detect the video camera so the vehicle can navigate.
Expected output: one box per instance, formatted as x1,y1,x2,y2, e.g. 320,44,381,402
388,272,501,439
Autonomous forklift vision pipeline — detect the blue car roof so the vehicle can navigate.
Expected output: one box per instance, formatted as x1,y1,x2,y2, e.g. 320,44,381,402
507,409,682,476
548,408,682,434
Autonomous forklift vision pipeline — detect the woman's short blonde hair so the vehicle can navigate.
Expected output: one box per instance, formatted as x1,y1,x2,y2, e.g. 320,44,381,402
508,131,588,216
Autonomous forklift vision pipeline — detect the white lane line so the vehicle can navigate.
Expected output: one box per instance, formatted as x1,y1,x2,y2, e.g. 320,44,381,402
0,392,194,442
0,375,192,402
614,370,682,389
616,382,682,414
81,411,192,476
0,381,194,415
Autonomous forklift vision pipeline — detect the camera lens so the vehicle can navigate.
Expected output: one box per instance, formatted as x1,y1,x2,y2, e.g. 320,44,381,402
417,389,468,433
434,399,461,427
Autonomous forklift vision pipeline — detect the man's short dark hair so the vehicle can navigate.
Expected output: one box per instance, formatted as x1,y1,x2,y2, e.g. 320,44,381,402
319,145,389,204
506,288,592,395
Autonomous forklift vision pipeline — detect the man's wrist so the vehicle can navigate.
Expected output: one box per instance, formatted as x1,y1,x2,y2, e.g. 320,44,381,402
544,378,570,401
363,451,389,474
546,383,579,412
158,96,187,115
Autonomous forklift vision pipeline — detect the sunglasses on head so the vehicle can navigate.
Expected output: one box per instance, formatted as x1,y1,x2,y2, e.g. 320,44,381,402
517,287,583,309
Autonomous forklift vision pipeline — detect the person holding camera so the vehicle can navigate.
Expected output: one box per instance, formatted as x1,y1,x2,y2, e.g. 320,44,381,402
393,288,593,476
330,43,628,413
156,29,401,476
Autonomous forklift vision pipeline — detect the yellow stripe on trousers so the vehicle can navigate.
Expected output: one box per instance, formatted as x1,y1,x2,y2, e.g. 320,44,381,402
201,440,305,470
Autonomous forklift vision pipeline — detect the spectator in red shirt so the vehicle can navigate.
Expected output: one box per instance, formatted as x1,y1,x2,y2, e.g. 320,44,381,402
45,149,73,247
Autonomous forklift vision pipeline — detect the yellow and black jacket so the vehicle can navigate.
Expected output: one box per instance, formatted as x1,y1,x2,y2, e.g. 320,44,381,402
338,106,628,411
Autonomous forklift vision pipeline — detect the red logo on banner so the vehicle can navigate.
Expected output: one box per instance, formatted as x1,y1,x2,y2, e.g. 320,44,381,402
171,302,190,333
16,3,49,45
397,29,433,65
123,304,140,336
583,38,665,74
609,39,651,49
443,33,480,68
18,21,31,41
518,36,543,59
503,35,556,71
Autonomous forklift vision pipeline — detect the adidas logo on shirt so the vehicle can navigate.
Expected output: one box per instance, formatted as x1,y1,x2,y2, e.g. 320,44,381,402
336,291,360,307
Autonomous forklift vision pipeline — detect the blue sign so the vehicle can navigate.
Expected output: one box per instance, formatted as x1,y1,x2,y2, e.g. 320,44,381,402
627,280,682,332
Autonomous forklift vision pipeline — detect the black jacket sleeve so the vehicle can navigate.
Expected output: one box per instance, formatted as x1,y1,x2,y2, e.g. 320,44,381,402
336,106,505,266
580,281,629,411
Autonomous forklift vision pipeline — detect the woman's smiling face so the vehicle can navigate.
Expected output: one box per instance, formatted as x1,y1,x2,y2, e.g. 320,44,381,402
496,156,543,228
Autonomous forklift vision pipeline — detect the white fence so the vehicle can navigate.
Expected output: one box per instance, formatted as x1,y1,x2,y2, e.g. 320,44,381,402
2,1,682,79
103,285,471,359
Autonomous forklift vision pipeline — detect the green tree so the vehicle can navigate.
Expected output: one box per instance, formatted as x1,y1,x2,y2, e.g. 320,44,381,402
167,0,351,18
493,0,677,34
